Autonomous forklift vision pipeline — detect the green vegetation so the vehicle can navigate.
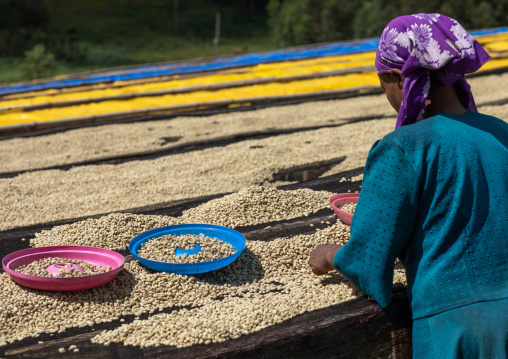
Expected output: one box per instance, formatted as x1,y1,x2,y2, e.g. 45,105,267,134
0,0,274,84
1,0,507,84
267,0,508,46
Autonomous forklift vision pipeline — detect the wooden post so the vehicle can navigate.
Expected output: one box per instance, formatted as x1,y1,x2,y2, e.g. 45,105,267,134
213,12,221,56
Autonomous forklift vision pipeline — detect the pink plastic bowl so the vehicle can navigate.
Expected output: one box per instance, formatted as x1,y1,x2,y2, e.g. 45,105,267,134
329,193,360,225
2,246,124,291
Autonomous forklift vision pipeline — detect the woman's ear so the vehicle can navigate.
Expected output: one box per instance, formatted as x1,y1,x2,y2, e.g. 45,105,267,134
389,69,405,89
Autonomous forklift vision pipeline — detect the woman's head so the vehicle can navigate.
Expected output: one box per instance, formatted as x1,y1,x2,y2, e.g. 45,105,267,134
375,14,490,128
379,69,404,113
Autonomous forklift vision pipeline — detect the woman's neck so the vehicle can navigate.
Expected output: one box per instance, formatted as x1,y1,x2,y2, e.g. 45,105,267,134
425,81,468,117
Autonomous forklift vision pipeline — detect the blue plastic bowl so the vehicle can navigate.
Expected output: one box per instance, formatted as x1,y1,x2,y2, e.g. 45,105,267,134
129,224,246,274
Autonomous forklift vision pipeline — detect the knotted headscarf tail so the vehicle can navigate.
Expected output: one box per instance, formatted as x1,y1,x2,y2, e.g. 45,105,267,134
375,14,491,129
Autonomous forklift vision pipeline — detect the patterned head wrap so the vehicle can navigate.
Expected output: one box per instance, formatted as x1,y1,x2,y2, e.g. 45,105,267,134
375,14,491,129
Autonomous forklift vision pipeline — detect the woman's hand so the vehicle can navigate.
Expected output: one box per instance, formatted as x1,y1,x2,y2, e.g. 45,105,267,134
308,244,342,275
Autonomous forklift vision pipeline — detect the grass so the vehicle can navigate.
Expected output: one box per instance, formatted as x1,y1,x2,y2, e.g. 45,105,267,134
0,0,277,84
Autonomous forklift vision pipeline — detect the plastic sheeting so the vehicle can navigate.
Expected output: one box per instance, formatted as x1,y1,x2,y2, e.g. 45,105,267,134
0,52,376,110
3,54,508,128
0,27,506,96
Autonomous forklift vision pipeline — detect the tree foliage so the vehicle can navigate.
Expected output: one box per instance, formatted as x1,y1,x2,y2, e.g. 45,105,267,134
0,0,271,59
0,0,49,56
267,0,508,46
267,0,362,46
166,0,270,39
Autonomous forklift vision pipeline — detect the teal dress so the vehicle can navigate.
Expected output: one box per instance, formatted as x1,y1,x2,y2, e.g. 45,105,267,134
333,111,508,358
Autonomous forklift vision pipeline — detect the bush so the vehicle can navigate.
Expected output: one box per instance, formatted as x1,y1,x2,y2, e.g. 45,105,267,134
19,44,56,80
267,0,360,46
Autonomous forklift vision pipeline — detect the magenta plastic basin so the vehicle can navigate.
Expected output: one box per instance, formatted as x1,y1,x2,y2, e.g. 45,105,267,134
2,246,124,291
329,193,360,225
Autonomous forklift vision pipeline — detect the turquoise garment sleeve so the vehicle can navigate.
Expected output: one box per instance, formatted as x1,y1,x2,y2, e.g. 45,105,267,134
333,138,419,308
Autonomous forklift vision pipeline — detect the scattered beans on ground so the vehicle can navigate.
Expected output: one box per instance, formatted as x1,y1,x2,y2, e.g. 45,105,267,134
179,186,333,228
0,187,406,349
0,117,390,231
30,213,181,250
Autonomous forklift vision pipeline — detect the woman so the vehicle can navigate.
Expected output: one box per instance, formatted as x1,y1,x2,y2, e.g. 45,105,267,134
309,14,508,358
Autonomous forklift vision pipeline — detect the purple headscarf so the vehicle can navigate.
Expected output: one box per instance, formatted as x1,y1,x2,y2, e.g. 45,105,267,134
375,14,491,129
